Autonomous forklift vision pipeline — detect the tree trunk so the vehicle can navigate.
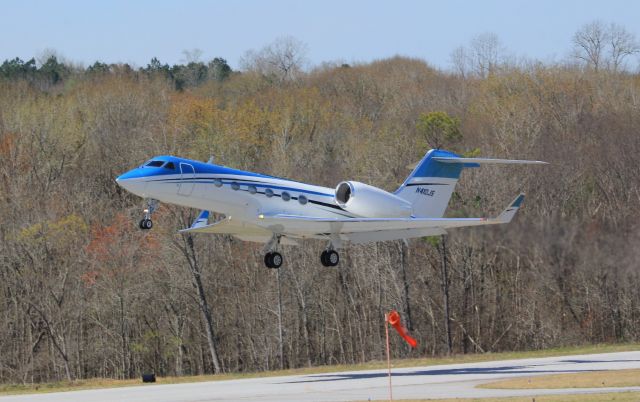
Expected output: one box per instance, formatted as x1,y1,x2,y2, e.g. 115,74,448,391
182,234,222,374
276,268,285,370
398,240,413,331
290,267,312,367
462,247,472,353
193,262,222,374
440,236,453,355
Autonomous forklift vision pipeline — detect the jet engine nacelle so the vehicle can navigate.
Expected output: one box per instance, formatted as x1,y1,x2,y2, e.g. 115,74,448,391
335,181,413,218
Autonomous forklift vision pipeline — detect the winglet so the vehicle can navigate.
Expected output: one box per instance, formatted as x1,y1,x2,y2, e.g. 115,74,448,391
190,210,210,229
494,193,525,223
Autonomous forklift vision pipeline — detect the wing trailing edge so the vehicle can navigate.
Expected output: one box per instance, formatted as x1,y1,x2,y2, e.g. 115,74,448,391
256,193,526,241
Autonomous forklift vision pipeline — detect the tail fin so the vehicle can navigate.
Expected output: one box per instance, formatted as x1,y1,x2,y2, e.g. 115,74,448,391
395,150,547,218
395,149,475,218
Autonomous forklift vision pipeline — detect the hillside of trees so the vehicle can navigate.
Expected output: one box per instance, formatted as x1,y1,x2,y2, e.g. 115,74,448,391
1,24,639,384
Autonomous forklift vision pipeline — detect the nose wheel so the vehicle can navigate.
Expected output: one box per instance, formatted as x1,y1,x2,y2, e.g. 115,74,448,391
321,250,339,267
139,199,158,231
139,218,153,230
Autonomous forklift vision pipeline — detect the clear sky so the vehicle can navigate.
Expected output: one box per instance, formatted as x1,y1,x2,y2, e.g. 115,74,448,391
2,0,639,70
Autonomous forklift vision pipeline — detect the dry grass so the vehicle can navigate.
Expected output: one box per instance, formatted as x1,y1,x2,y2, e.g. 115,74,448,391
480,368,640,389
1,342,638,396
396,391,640,401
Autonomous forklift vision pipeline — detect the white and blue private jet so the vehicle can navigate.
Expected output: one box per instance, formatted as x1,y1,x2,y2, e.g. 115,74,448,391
116,149,546,268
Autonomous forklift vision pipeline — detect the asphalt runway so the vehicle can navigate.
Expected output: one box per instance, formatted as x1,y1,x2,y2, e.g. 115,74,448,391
2,351,640,401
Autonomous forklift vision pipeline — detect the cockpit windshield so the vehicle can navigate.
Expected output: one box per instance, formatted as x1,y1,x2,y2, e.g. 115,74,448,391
143,159,176,169
145,160,164,167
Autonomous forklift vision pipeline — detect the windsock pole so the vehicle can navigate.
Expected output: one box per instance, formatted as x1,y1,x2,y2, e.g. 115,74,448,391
384,313,393,401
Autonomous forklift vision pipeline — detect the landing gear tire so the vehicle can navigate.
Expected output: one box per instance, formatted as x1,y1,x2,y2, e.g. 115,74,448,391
264,252,283,269
321,250,339,267
139,199,158,230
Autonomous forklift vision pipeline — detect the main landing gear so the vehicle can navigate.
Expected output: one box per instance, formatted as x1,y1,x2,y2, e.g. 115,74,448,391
262,235,340,268
139,199,158,230
320,249,339,267
264,252,283,269
263,234,284,269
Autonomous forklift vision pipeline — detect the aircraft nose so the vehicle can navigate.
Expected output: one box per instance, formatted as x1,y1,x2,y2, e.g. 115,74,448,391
115,175,133,191
115,170,147,196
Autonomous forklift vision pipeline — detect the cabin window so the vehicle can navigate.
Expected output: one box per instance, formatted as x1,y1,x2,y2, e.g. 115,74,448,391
298,195,308,205
164,162,175,170
248,185,257,194
231,182,240,190
265,188,274,198
145,160,164,167
214,178,223,187
281,191,291,201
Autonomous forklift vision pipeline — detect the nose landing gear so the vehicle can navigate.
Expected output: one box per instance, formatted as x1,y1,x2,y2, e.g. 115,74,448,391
139,199,158,230
139,218,153,230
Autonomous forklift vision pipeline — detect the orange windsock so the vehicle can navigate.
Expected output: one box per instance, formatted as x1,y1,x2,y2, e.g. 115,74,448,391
387,310,417,348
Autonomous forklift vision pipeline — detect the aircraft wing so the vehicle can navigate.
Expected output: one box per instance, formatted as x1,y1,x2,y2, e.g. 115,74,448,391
257,194,525,243
179,214,299,245
180,215,273,236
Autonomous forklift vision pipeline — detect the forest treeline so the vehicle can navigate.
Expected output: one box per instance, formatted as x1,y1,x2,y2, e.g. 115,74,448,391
1,24,640,384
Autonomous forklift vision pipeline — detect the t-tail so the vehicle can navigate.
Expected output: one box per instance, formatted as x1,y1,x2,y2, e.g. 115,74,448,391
395,149,547,218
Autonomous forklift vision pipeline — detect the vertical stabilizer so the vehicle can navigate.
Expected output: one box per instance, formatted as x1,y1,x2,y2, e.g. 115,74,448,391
395,149,479,218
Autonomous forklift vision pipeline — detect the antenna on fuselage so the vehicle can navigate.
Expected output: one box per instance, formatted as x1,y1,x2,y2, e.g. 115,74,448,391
206,156,215,164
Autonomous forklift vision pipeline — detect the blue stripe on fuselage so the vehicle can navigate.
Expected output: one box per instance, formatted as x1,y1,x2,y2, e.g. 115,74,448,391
118,155,312,184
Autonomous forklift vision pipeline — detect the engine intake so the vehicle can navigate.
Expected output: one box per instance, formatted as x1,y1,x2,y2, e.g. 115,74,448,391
335,181,412,218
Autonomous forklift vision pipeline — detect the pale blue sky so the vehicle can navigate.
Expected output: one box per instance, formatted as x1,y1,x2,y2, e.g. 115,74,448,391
2,0,639,69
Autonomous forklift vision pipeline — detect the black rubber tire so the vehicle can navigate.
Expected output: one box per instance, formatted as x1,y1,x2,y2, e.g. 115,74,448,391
320,251,330,267
139,219,146,229
264,253,274,268
144,219,153,230
271,252,283,268
327,250,339,266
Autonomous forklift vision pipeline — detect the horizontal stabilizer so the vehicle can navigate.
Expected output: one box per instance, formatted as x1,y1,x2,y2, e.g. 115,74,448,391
433,157,548,165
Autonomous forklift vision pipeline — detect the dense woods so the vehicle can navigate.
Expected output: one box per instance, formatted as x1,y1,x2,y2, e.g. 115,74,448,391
1,27,640,384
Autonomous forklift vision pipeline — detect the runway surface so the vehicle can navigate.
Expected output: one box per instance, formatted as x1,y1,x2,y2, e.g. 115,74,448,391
2,351,640,401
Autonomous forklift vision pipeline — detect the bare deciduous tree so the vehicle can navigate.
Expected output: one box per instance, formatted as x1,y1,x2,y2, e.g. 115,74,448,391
572,20,639,71
240,36,309,82
470,32,501,78
573,21,608,71
608,23,640,71
450,32,504,78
